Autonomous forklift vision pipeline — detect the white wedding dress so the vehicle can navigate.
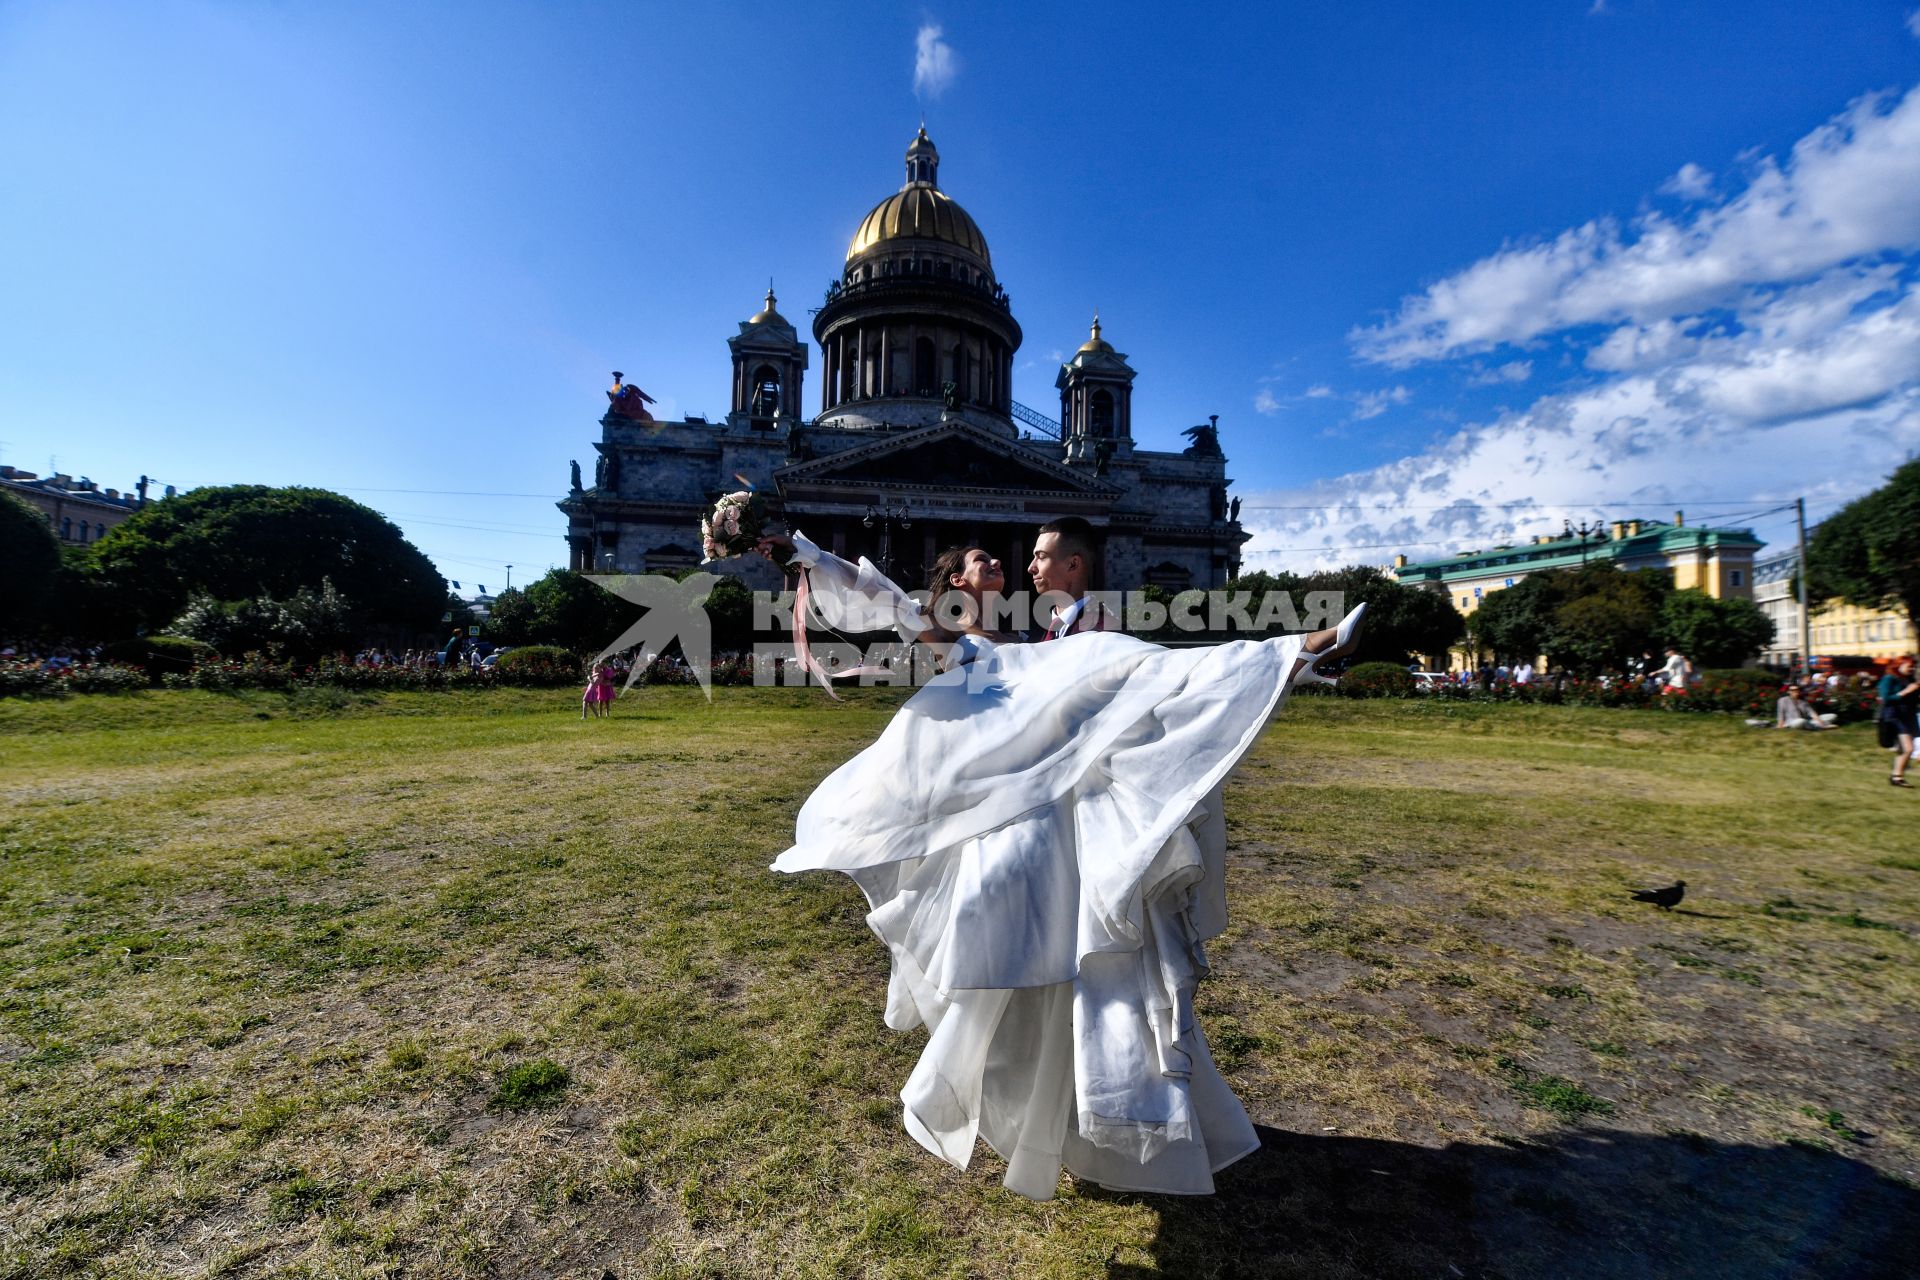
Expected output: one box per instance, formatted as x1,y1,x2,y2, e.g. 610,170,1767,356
773,534,1306,1200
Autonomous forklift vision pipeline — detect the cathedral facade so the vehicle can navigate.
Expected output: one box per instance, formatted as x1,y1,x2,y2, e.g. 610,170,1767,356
559,129,1249,593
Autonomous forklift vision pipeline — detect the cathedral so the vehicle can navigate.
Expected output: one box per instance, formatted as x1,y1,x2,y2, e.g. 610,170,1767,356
559,128,1249,593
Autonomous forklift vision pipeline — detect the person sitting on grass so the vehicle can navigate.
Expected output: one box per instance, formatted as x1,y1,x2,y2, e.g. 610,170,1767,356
1775,683,1836,730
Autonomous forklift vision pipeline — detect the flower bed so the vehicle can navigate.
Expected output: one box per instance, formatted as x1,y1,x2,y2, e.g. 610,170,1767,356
0,661,150,698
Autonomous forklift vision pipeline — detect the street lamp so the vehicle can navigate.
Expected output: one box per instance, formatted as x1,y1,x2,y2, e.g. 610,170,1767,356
1563,519,1601,566
863,502,913,580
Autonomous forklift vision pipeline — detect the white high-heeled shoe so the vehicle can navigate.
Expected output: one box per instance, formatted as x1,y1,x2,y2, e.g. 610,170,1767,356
1291,664,1339,690
1289,602,1367,690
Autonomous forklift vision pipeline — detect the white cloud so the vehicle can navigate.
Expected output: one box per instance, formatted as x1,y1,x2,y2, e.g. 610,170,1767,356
1353,83,1920,365
1350,385,1412,420
1467,360,1533,386
1304,384,1335,398
1243,277,1920,570
1658,162,1715,200
1253,386,1282,415
1586,318,1705,373
1908,8,1920,39
913,25,959,100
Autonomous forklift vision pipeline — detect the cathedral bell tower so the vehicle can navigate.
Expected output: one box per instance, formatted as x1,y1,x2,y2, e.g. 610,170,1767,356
1056,315,1136,468
727,287,808,432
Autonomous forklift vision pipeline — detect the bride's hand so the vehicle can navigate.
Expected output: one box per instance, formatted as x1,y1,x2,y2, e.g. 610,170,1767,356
756,534,795,560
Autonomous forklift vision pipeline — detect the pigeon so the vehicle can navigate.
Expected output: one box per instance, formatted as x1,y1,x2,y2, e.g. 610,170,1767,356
1630,881,1686,911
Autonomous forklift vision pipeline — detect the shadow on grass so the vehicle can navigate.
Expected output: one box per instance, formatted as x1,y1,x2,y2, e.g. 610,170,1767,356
1099,1125,1917,1280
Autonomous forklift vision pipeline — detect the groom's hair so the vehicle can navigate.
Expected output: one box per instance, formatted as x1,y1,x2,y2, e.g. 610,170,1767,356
1037,516,1099,584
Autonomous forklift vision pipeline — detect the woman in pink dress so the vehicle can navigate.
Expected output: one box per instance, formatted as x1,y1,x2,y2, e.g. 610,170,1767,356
581,663,617,719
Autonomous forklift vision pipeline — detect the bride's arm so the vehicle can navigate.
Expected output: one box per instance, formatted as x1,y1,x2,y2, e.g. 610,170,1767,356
762,532,933,644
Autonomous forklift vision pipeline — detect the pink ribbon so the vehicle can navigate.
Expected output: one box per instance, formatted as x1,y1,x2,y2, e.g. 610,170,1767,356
791,567,839,699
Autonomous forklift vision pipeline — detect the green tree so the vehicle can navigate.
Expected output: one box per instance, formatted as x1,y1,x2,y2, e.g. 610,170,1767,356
0,493,59,637
1467,573,1565,664
700,575,756,654
1466,562,1673,672
89,486,445,636
1659,589,1775,668
480,586,536,647
1806,458,1920,634
1548,567,1668,673
522,570,637,652
1228,565,1464,664
167,579,356,661
48,544,137,641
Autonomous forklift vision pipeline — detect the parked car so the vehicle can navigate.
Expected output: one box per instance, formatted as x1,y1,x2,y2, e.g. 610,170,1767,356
1410,671,1450,689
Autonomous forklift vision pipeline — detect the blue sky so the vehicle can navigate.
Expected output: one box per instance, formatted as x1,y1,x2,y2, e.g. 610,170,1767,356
4,1,1918,587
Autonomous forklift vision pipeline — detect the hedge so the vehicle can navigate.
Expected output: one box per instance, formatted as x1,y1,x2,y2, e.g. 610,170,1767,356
494,646,580,684
1338,661,1414,698
100,636,218,682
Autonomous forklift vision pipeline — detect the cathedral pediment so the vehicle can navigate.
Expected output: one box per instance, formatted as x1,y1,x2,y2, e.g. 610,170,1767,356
775,422,1117,497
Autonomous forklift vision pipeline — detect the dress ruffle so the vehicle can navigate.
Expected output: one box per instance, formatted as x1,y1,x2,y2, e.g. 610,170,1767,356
775,629,1301,1198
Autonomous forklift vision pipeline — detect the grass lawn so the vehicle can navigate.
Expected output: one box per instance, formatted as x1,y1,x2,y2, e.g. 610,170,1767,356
1,687,1916,1279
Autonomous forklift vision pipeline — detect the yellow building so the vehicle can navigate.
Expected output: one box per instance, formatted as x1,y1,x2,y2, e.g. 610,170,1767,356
1755,550,1916,669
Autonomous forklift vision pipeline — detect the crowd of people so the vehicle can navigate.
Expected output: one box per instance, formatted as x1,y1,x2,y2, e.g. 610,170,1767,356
0,642,99,669
1447,646,1701,694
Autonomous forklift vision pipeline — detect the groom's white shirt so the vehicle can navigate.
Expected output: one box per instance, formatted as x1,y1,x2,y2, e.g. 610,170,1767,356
1047,595,1091,637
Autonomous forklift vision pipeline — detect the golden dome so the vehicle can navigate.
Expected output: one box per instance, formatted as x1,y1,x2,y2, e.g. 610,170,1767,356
747,286,785,325
847,186,991,263
1077,314,1113,354
845,128,991,265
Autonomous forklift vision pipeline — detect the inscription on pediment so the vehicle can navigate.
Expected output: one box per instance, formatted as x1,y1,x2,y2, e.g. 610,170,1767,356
805,436,1078,492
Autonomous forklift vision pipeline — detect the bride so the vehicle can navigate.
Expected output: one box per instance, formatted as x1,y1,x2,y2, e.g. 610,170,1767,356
757,530,1363,1200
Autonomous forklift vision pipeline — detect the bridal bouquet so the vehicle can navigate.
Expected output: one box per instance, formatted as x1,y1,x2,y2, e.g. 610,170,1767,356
700,489,767,560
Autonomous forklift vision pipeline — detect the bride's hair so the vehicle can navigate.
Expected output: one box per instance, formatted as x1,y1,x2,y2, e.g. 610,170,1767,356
925,546,986,641
926,545,979,596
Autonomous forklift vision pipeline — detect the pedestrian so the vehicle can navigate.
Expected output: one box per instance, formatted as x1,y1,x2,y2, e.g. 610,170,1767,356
1877,656,1918,787
1659,645,1692,694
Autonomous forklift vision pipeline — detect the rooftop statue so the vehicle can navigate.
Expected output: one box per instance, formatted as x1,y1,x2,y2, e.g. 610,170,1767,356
1181,419,1223,458
607,371,657,423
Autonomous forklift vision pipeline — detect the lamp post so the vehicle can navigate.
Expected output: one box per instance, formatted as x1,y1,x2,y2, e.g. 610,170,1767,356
1564,519,1601,566
863,502,913,581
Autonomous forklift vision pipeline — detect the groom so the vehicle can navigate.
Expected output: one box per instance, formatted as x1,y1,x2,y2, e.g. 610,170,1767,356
1028,516,1122,640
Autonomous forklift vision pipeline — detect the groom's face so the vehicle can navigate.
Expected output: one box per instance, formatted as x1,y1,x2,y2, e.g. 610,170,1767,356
1028,532,1081,597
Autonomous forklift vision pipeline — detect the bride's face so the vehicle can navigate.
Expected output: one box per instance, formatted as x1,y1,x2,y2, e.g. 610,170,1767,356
948,548,1005,597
